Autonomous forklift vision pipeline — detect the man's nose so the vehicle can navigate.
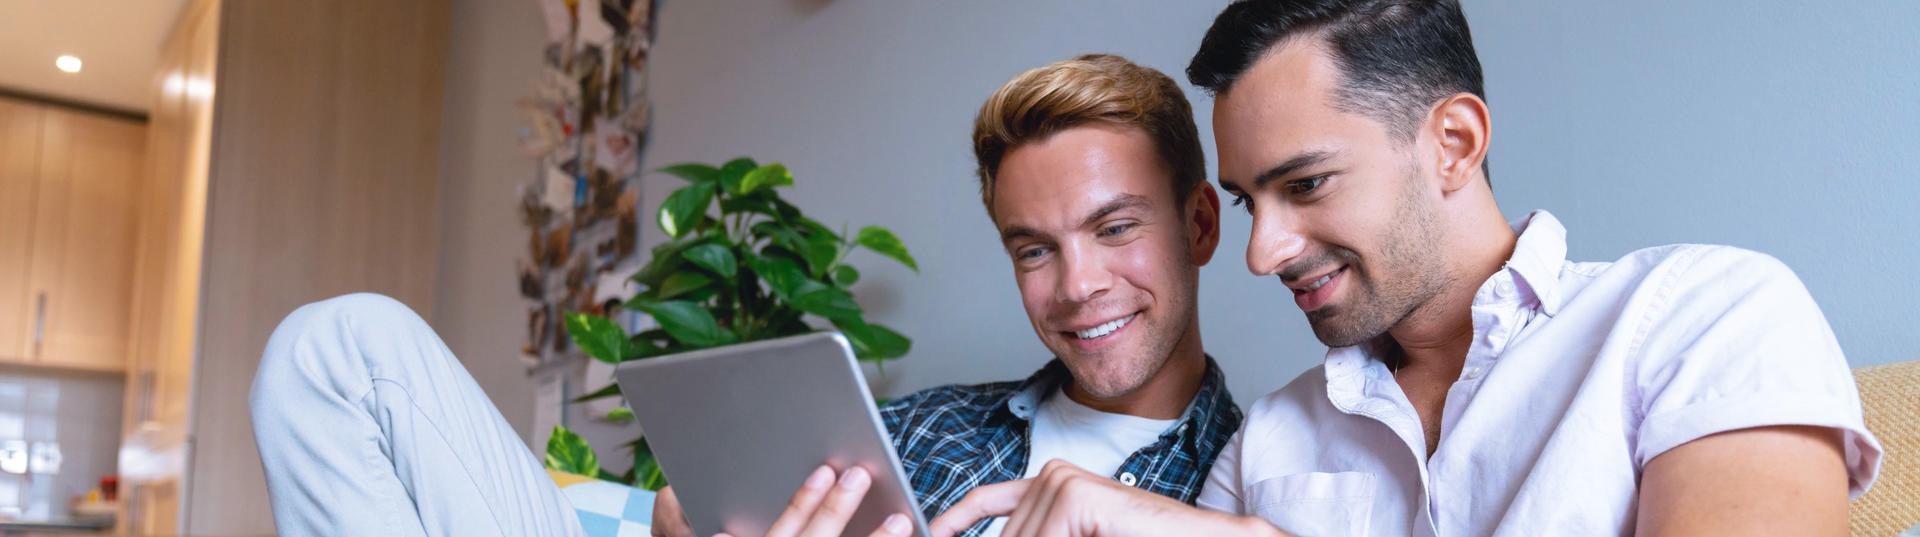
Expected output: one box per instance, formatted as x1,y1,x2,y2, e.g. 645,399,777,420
1057,242,1113,304
1247,211,1307,276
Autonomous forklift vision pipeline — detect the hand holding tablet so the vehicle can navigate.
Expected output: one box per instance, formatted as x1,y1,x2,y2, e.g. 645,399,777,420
619,333,930,537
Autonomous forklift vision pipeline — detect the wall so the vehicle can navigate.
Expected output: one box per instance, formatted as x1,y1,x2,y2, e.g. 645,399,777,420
0,365,122,521
436,0,549,448
629,0,1920,408
190,1,450,533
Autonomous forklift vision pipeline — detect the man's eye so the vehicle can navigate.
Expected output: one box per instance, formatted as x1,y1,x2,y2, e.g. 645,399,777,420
1229,194,1254,214
1018,246,1051,260
1097,224,1133,238
1287,175,1330,195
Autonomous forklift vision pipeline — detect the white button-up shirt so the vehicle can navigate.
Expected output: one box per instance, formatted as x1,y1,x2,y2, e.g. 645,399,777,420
1196,211,1881,537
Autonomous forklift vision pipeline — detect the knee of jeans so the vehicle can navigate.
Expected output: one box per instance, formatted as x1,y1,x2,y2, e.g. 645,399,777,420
253,293,419,408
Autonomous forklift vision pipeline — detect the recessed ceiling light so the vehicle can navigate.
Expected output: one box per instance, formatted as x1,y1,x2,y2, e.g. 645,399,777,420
55,56,82,74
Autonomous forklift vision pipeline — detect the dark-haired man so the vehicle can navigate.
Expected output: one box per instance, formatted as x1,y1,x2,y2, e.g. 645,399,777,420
928,1,1880,536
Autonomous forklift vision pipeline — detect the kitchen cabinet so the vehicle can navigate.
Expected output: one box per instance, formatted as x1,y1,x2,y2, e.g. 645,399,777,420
0,96,145,372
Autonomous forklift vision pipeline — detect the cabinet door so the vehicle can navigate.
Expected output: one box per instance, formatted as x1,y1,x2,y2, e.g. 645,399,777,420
0,99,44,361
24,109,145,371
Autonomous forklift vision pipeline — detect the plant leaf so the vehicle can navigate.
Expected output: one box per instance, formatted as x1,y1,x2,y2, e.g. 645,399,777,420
831,265,860,287
658,182,717,239
855,226,918,272
572,382,623,403
769,196,804,223
799,218,840,243
835,318,911,361
606,407,634,422
746,254,818,302
682,244,737,278
544,425,600,477
633,231,712,288
738,163,795,195
802,232,841,278
656,163,719,184
792,287,863,320
716,157,758,195
656,271,714,300
718,196,775,217
633,438,668,491
564,313,642,363
635,300,737,348
751,221,808,253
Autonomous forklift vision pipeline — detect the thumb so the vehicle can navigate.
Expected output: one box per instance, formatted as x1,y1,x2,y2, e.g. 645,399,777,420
927,479,1032,537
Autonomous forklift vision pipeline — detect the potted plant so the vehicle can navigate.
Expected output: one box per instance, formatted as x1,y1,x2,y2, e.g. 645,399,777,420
545,158,917,490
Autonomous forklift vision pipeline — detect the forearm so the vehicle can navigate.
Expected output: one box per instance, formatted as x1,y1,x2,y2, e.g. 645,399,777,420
1120,504,1289,537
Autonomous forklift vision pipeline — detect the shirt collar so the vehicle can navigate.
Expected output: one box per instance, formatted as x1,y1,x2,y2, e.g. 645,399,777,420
992,356,1234,436
1504,210,1569,316
1324,210,1571,381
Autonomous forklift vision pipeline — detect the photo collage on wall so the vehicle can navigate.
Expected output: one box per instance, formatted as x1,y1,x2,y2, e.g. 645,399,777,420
517,0,660,369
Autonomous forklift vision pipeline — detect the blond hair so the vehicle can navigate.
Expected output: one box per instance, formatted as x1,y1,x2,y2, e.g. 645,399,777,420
971,54,1207,216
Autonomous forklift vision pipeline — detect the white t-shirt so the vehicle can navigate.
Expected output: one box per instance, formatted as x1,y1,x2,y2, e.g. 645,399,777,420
1196,211,1881,537
979,387,1178,537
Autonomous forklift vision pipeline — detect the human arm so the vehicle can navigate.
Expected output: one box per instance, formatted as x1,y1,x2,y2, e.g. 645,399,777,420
927,460,1290,537
1635,425,1848,537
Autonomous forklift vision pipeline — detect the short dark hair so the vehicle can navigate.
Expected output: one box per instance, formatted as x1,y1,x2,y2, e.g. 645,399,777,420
1187,0,1485,145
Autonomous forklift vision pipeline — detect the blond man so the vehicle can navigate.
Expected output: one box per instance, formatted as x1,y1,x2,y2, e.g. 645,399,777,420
651,54,1243,537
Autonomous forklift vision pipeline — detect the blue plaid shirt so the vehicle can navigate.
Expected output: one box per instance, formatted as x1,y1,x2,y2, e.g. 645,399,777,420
879,357,1241,537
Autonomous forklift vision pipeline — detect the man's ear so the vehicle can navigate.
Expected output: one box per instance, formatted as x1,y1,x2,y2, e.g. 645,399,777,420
1425,92,1491,194
1185,182,1222,266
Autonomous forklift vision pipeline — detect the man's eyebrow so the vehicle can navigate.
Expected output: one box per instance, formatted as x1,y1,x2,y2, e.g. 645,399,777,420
1221,150,1336,192
1000,225,1042,243
997,194,1151,243
1078,194,1151,229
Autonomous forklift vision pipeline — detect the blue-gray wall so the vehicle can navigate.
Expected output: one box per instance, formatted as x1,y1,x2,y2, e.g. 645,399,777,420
638,0,1920,404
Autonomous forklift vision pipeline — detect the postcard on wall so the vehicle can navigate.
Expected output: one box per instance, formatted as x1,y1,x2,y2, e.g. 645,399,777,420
534,0,573,44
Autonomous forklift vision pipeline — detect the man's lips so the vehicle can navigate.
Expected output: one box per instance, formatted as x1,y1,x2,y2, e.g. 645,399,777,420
1286,265,1347,294
1057,311,1141,341
1292,266,1347,312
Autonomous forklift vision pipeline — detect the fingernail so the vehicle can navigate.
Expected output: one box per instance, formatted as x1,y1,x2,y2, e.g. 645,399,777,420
883,513,910,534
840,466,870,488
804,465,834,490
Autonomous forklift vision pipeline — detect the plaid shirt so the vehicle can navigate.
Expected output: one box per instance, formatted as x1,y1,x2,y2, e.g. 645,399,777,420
879,357,1242,537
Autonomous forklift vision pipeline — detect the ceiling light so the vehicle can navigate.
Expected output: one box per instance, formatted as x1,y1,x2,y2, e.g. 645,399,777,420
55,56,82,74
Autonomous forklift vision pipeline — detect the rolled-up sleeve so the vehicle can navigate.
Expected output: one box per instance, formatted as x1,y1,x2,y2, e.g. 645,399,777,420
1630,247,1882,498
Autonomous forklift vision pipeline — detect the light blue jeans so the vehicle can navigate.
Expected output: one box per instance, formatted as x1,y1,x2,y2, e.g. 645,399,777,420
251,293,587,537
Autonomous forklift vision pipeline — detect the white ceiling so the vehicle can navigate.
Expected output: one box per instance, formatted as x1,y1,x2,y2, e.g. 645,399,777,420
0,0,193,113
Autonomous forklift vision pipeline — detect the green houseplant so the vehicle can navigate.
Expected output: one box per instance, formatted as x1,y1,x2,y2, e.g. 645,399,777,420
545,158,917,490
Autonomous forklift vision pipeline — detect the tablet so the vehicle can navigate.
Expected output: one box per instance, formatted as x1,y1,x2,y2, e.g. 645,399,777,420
616,332,930,537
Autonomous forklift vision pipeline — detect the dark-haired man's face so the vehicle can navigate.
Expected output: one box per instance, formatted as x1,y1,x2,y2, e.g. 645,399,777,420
992,124,1219,400
1213,41,1450,347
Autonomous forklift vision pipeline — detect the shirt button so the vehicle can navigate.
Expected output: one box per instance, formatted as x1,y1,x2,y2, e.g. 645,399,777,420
1119,472,1138,486
1463,366,1484,380
1495,279,1514,296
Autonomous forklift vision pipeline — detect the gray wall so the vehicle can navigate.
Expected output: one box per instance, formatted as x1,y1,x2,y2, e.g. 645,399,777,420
638,0,1920,407
437,0,549,444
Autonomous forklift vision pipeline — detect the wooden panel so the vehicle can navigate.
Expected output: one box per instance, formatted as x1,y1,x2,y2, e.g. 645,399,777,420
0,98,44,361
24,108,145,372
185,0,449,533
119,0,219,534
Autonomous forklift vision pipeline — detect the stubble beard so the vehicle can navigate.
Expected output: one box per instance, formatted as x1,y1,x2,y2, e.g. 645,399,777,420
1308,167,1450,348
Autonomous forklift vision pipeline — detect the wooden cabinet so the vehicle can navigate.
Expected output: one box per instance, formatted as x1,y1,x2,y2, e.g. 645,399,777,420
0,96,145,372
0,99,42,361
